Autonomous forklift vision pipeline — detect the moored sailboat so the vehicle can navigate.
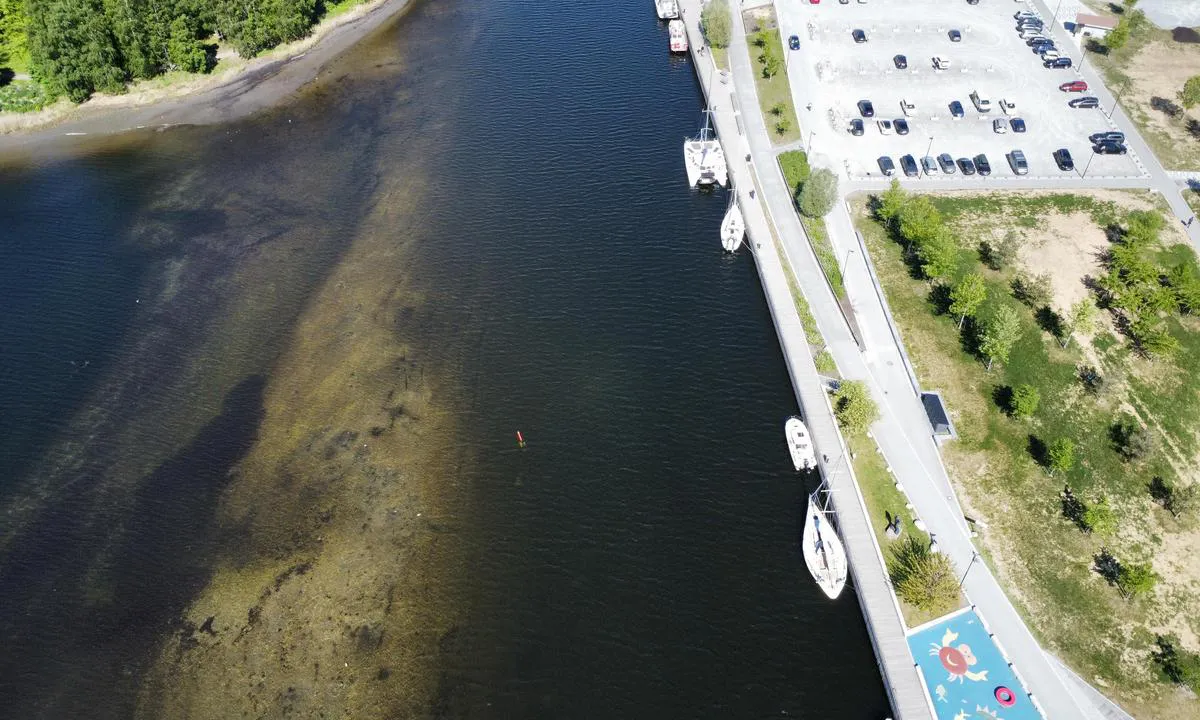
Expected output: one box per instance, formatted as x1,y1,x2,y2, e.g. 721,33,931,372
720,191,745,252
803,491,849,600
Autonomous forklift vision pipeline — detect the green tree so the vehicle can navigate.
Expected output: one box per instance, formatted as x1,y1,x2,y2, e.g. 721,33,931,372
1009,384,1040,419
1152,635,1200,692
1180,75,1200,109
1010,271,1053,308
1048,437,1076,476
918,230,957,281
949,273,987,328
797,167,838,218
979,305,1022,370
700,0,730,48
888,536,959,614
875,179,906,226
168,14,208,73
897,195,943,250
760,42,781,78
1117,561,1158,600
1105,20,1129,51
1112,413,1153,460
1061,299,1097,348
980,230,1021,271
832,379,878,434
1082,496,1118,535
26,0,127,101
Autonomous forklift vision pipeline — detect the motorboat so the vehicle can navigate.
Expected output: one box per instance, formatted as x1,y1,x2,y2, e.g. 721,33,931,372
803,491,849,600
682,111,727,188
720,193,745,252
668,19,688,53
655,0,679,20
784,416,816,471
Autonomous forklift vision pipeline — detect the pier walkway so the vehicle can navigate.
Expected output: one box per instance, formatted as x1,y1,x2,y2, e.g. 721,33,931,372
677,3,931,718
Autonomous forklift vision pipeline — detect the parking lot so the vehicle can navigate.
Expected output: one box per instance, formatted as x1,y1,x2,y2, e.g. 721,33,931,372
774,0,1147,181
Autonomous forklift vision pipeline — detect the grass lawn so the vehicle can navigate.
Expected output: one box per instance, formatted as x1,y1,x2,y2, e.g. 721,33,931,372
711,45,728,71
777,150,845,298
742,8,800,146
853,189,1200,720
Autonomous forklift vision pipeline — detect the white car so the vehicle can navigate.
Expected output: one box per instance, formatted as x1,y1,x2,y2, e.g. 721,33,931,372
900,99,916,117
877,119,894,135
993,118,1008,134
933,56,951,70
1000,98,1018,115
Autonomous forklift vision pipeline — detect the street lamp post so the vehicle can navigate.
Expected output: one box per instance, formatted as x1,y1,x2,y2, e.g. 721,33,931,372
958,551,981,590
1107,83,1128,120
1050,0,1065,30
925,136,935,161
1080,149,1097,179
807,129,815,151
842,248,856,273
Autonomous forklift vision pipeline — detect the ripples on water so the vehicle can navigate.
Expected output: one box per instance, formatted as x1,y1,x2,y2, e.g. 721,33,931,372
0,0,890,717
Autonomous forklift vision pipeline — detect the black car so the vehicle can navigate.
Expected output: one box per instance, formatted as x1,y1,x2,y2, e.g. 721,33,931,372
1090,131,1125,144
949,29,962,42
853,29,868,43
1069,96,1100,109
858,99,875,117
1027,37,1052,46
958,157,977,175
878,156,896,176
937,153,957,174
1045,57,1073,69
974,153,992,176
849,119,865,136
789,35,801,51
894,118,910,135
894,54,908,69
1053,148,1074,171
1094,142,1128,155
900,154,919,177
949,100,965,118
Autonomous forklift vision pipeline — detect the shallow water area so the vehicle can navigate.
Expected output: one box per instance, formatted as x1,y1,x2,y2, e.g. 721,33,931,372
0,0,890,717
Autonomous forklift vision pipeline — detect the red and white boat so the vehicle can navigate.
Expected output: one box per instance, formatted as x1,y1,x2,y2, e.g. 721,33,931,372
668,19,688,53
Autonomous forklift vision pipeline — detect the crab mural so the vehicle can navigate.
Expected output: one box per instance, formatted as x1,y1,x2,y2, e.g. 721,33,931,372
930,628,989,684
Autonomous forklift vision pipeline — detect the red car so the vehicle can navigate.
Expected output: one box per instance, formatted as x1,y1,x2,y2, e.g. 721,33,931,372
1060,80,1088,92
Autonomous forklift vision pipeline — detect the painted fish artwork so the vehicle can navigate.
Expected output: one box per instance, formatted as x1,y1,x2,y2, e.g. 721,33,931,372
907,609,1044,720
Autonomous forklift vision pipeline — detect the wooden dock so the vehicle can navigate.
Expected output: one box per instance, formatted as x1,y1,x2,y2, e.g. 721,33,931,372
675,2,933,718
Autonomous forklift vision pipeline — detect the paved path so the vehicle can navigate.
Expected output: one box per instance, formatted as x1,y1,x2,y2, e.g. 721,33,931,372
677,2,932,718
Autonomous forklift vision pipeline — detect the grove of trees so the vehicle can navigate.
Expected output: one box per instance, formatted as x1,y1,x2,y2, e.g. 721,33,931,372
7,0,334,102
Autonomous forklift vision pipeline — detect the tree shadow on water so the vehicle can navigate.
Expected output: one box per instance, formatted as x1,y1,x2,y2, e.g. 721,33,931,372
0,375,266,718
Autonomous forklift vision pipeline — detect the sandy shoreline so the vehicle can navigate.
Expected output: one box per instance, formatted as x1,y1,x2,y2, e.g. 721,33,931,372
0,0,417,153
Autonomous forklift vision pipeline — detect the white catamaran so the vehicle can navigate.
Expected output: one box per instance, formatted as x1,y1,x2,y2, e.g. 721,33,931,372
803,490,849,600
682,111,727,188
784,416,816,471
654,0,679,20
720,191,745,252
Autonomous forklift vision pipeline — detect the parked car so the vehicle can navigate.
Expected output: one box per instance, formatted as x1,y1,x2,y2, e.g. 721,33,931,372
1010,117,1027,133
999,98,1017,115
933,56,951,70
858,99,875,117
853,29,868,43
1040,51,1061,61
901,154,920,177
938,153,957,174
1008,149,1029,175
1069,96,1100,109
949,100,965,118
894,54,908,69
877,119,894,135
974,154,992,176
849,119,865,136
1061,80,1088,92
1090,131,1125,144
967,0,979,5
1045,57,1073,69
1027,37,1052,46
1094,142,1128,155
949,29,962,42
1015,11,1040,20
894,118,910,135
900,98,916,116
958,157,977,175
878,156,896,176
922,155,939,175
993,118,1009,134
789,35,801,50
1053,148,1075,171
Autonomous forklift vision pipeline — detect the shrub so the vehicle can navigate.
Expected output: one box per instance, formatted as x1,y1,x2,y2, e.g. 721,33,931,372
1111,414,1153,460
0,81,52,113
1009,384,1040,418
832,380,878,434
1011,271,1054,308
888,536,959,614
1153,635,1200,691
979,230,1021,271
700,0,731,48
1082,496,1118,535
1047,437,1076,475
798,168,838,218
1116,561,1158,599
1180,75,1200,109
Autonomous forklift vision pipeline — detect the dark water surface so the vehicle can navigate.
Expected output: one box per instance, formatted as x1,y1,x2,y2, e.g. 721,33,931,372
0,0,890,717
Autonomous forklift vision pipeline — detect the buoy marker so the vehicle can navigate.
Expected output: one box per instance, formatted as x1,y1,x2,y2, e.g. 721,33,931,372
516,431,526,449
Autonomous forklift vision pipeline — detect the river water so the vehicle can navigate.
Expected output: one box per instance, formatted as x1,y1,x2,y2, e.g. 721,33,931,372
0,0,889,717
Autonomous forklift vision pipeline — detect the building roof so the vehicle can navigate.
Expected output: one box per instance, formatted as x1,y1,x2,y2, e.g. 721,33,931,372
1075,12,1119,30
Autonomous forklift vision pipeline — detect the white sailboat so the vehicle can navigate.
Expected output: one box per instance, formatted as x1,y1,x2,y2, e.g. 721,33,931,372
720,191,745,252
784,416,816,471
682,111,727,188
654,0,679,20
803,490,849,600
668,19,688,53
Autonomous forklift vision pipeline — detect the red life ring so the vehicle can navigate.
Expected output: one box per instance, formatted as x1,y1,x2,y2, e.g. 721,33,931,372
995,686,1016,707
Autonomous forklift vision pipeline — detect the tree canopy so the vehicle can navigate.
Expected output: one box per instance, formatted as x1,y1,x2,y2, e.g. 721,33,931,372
1181,75,1200,110
979,305,1022,370
949,273,987,328
832,379,878,434
798,167,838,218
700,0,730,49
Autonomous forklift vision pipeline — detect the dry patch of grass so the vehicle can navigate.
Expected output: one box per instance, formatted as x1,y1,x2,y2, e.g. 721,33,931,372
852,189,1200,720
